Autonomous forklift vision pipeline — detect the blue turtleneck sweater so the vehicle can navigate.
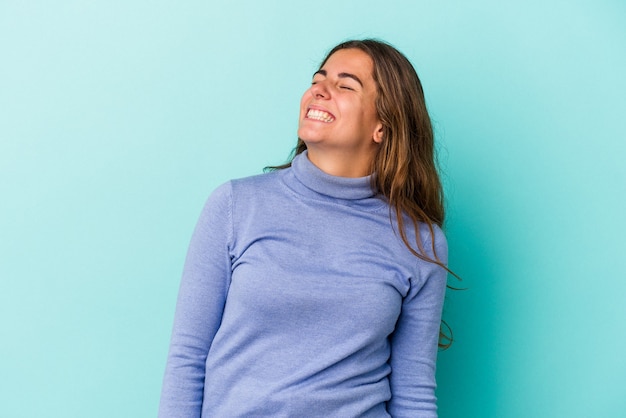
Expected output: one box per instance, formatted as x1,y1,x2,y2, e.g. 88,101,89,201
159,151,448,417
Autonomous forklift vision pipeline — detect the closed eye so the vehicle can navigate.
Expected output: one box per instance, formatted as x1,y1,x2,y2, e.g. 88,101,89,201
340,85,354,91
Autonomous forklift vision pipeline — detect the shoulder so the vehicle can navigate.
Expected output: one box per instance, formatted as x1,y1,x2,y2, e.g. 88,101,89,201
229,170,287,206
204,170,289,219
417,222,448,266
206,170,284,201
230,169,283,193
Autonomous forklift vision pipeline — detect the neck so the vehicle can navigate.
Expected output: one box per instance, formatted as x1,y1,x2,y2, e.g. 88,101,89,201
305,146,376,178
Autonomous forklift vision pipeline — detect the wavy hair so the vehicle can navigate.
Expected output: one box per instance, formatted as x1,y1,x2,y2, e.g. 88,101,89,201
272,39,456,348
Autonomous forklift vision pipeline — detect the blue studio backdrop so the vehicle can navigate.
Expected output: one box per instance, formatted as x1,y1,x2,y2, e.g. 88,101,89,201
1,1,625,417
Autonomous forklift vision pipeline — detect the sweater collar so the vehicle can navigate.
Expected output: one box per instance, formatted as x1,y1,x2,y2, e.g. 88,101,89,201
291,151,377,200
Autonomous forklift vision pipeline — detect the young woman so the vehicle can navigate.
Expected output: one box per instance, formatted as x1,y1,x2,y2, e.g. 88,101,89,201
159,39,449,417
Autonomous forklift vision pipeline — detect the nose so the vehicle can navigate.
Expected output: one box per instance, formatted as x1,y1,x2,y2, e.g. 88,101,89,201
310,81,329,99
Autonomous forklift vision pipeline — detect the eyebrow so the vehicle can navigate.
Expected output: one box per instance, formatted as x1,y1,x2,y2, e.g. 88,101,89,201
313,69,364,87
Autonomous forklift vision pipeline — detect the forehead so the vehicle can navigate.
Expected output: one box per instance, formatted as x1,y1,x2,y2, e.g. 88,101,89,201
321,48,374,81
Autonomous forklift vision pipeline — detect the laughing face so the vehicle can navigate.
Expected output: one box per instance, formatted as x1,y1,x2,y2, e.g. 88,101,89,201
297,48,383,174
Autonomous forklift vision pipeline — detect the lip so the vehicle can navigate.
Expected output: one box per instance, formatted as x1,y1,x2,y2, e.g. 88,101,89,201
305,105,336,121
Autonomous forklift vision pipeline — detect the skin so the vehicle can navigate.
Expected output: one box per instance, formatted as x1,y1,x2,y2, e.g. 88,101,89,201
297,48,383,178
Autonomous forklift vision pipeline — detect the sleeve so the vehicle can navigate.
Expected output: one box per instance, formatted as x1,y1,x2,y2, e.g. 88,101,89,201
387,226,448,418
158,182,234,418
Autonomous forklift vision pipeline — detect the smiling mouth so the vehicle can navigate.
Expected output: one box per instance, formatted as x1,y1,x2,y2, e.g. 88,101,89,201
306,108,335,123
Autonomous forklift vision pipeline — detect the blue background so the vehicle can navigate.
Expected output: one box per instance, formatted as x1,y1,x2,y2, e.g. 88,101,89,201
1,1,625,416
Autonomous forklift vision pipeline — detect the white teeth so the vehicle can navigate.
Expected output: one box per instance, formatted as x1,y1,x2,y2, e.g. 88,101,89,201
306,109,334,122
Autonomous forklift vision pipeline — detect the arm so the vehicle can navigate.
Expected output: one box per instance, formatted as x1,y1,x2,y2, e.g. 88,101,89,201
158,183,233,418
387,227,448,418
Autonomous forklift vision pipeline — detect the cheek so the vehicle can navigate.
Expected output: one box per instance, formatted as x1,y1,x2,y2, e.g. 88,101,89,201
299,89,311,112
298,92,311,127
363,99,379,126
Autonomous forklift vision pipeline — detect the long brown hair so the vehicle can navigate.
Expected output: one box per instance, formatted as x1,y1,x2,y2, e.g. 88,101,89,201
272,39,456,348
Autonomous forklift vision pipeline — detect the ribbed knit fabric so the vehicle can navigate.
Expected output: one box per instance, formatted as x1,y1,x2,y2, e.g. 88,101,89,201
159,151,448,418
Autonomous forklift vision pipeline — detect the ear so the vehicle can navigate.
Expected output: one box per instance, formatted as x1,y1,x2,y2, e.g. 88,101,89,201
372,122,384,144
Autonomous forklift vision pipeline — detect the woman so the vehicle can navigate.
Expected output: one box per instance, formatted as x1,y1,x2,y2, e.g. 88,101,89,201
159,39,449,417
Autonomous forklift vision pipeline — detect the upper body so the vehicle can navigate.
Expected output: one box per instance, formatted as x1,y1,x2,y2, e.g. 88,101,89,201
158,151,448,417
160,39,451,417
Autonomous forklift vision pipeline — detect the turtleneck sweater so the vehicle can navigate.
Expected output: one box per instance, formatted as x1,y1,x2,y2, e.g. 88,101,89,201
159,151,448,418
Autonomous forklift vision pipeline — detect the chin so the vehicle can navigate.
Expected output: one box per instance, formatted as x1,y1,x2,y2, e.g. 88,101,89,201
298,136,324,146
296,129,316,144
